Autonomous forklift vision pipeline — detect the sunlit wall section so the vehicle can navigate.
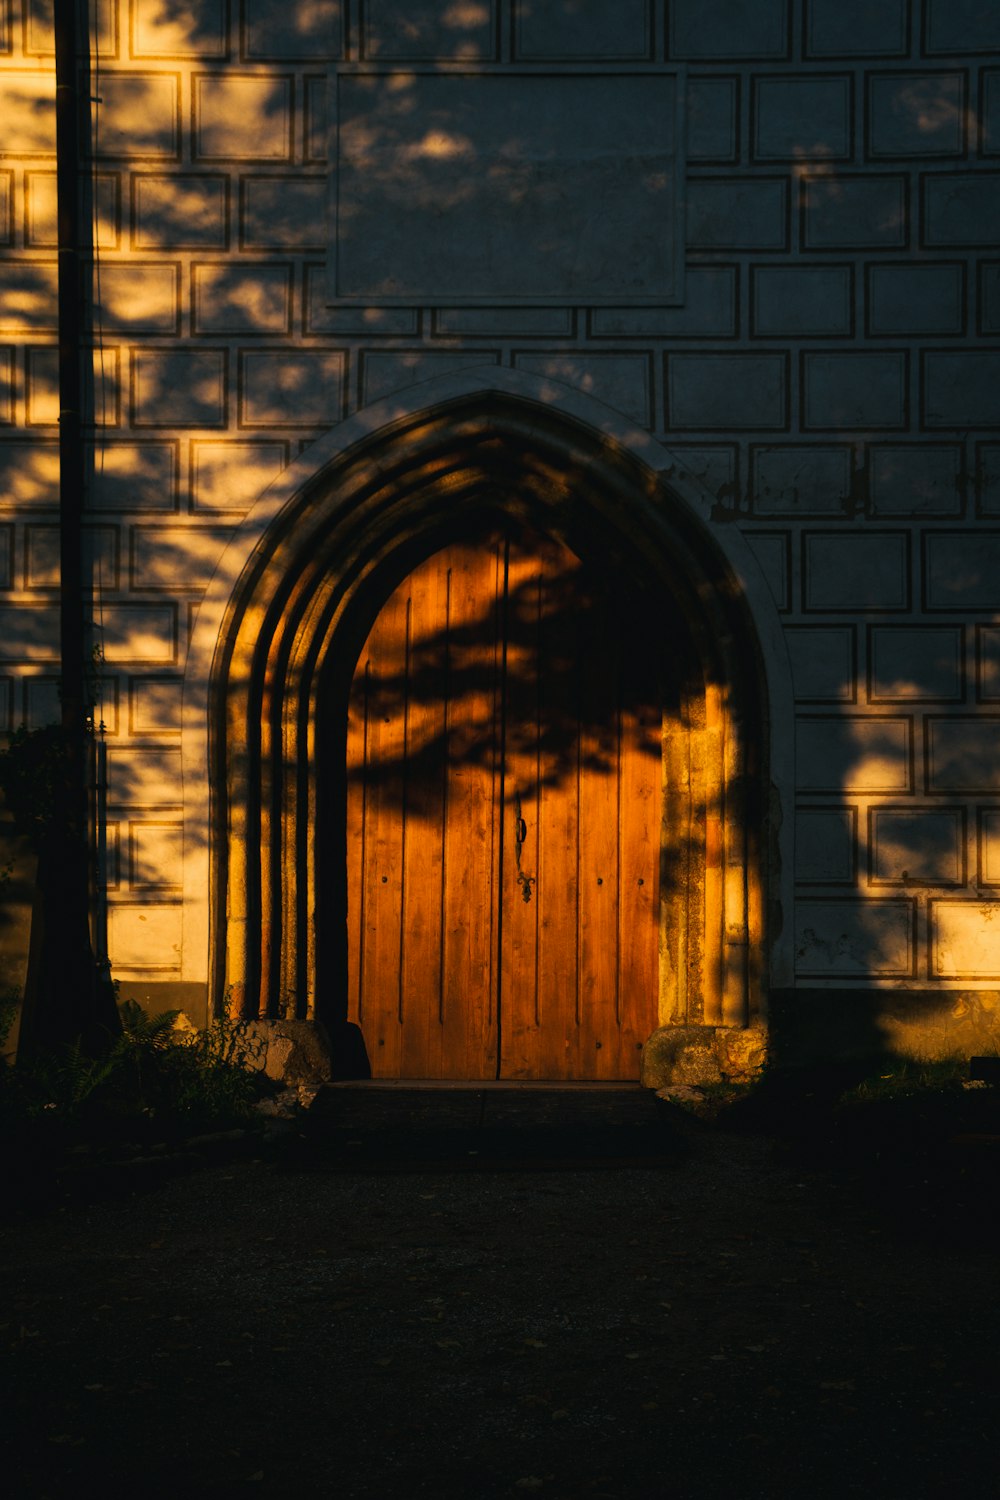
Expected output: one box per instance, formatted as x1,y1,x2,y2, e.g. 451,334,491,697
0,0,342,1020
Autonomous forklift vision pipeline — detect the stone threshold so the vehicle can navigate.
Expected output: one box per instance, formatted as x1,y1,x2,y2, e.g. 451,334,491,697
326,1079,649,1091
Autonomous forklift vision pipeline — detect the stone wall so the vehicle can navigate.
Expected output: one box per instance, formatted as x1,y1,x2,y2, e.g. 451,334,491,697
2,1,1000,1043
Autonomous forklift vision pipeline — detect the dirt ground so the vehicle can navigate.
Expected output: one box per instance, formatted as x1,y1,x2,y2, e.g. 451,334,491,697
1,1120,997,1499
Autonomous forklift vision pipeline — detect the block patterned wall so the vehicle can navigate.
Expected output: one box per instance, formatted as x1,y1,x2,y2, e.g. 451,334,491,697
2,0,1000,997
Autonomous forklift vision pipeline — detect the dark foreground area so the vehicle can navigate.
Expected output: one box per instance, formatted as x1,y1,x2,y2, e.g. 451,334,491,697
1,1093,998,1499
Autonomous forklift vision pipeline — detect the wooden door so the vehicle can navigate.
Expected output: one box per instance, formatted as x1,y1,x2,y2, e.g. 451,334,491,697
345,527,662,1080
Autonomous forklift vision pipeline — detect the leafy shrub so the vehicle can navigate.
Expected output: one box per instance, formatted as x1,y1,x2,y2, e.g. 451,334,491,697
0,999,269,1135
128,1008,267,1127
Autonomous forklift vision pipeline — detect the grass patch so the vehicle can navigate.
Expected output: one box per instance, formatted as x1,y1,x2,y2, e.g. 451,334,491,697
716,1054,1000,1151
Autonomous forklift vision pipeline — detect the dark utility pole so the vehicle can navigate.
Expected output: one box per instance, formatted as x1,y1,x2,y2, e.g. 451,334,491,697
17,0,119,1053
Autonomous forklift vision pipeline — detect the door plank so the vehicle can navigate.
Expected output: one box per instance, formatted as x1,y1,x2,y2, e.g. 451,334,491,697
439,540,504,1078
575,582,622,1079
350,582,409,1076
534,551,582,1078
616,646,663,1075
497,540,542,1076
398,557,447,1076
347,539,503,1079
345,659,369,1030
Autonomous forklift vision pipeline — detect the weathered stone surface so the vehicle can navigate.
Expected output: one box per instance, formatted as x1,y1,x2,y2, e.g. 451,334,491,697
643,1024,768,1086
654,1084,714,1120
642,1026,723,1087
880,991,1000,1061
713,1024,769,1083
245,1020,335,1085
752,445,852,513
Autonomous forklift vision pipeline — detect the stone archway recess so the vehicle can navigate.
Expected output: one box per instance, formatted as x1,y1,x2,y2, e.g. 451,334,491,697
183,371,795,1078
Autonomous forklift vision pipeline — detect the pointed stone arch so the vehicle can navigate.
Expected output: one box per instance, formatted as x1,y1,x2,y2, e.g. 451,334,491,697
184,369,794,1068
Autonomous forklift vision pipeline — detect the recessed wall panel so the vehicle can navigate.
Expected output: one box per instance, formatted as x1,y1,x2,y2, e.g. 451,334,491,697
925,533,1000,610
870,626,964,702
360,351,497,407
515,1,649,60
978,810,1000,884
108,906,182,972
796,807,857,884
797,716,912,793
804,533,909,611
868,445,962,516
331,71,684,306
927,718,1000,792
931,902,1000,979
363,0,497,60
870,808,964,885
240,350,346,426
88,442,178,512
794,899,914,977
513,354,651,429
753,446,852,514
784,626,855,701
191,441,287,512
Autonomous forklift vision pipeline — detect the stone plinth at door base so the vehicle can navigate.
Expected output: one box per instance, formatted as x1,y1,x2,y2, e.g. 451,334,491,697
245,1019,335,1088
640,1024,769,1089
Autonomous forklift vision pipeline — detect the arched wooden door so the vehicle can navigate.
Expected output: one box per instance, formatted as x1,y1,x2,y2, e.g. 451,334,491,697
345,526,663,1080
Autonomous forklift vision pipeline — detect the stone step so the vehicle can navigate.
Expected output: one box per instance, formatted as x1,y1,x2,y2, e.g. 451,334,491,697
295,1082,686,1169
